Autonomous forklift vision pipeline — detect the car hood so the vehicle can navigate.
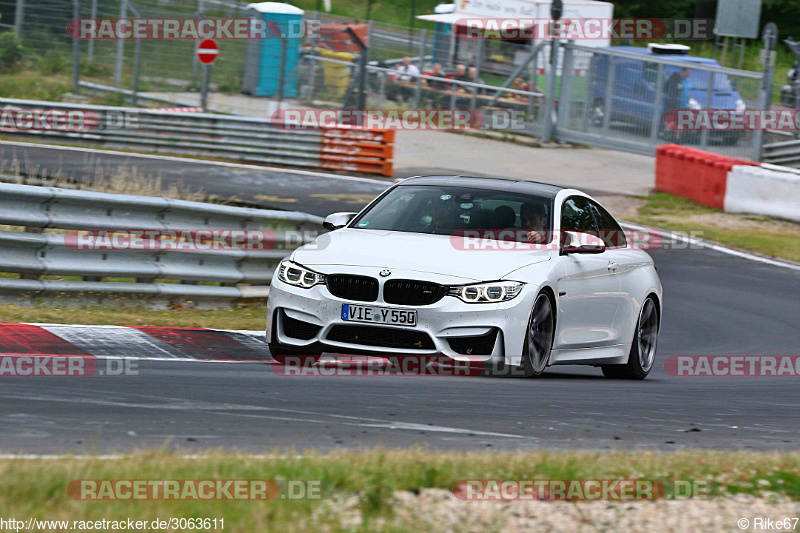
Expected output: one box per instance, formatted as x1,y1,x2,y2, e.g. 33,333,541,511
292,229,551,282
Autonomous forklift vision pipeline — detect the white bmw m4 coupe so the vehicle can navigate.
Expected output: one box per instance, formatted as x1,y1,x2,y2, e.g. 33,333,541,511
266,176,662,379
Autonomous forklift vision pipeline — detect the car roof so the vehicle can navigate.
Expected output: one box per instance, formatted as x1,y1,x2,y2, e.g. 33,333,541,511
398,175,564,199
602,46,721,66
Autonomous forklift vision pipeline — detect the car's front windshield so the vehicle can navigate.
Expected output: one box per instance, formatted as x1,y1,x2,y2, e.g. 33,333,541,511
349,185,553,243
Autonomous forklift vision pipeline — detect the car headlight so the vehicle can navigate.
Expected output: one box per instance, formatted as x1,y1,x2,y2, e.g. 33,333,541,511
277,260,325,288
688,98,702,110
448,281,524,303
736,98,746,112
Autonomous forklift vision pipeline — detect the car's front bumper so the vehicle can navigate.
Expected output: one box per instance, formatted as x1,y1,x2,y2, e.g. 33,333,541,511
266,273,537,364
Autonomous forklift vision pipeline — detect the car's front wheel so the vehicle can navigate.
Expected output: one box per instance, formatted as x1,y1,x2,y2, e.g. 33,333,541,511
521,292,555,378
602,296,659,380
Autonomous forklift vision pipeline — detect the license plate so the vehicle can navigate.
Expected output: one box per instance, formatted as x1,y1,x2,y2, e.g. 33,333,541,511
341,304,417,326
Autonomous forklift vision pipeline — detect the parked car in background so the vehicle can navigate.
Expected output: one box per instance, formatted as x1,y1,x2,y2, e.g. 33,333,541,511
588,45,747,145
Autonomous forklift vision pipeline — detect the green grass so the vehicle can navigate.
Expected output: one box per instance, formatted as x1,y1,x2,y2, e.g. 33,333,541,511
632,193,800,262
0,304,266,330
0,449,798,531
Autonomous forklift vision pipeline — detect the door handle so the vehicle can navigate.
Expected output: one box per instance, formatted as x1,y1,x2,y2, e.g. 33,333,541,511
607,261,619,272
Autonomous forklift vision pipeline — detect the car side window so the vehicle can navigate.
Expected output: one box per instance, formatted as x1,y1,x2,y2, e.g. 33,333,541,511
561,197,599,235
588,200,627,248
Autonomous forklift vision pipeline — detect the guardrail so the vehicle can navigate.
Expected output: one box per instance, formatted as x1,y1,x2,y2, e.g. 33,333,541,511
0,182,325,309
0,97,395,176
762,139,800,168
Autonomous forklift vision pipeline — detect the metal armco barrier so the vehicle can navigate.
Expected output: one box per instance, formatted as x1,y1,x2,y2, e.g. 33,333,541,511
0,98,395,177
0,182,324,309
762,139,800,168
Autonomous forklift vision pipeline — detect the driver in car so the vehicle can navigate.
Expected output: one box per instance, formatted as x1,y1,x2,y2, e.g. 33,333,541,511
521,202,548,244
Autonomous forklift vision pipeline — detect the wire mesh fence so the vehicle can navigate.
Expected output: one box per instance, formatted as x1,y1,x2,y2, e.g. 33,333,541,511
0,1,777,160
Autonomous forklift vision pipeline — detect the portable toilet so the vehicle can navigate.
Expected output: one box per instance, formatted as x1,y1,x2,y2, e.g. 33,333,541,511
243,2,304,97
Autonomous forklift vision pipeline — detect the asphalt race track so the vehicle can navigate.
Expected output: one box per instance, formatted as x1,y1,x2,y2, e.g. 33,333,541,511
0,146,799,454
0,142,389,216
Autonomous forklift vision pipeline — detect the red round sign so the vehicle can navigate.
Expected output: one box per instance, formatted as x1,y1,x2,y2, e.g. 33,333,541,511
196,39,219,65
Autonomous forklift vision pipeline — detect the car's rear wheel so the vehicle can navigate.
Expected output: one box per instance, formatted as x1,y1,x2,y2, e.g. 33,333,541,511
602,296,658,380
521,292,555,378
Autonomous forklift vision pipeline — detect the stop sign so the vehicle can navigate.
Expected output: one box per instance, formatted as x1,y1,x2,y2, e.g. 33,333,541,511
196,39,219,65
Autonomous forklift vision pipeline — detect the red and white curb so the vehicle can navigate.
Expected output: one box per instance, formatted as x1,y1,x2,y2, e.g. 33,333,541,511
0,323,380,364
0,323,269,362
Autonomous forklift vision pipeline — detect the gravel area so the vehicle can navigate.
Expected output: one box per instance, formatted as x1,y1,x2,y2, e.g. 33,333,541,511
313,489,800,532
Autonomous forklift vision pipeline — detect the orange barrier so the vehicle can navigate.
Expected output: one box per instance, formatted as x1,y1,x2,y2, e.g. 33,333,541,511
319,125,394,176
655,145,759,209
316,24,369,52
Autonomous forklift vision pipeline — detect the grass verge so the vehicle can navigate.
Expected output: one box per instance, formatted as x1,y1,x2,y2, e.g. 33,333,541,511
0,305,266,330
629,193,800,263
0,449,798,531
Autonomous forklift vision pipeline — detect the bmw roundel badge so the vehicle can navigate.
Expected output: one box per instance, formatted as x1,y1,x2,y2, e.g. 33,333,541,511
379,269,391,277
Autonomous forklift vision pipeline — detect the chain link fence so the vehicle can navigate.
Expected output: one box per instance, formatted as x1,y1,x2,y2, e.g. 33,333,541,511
0,1,778,161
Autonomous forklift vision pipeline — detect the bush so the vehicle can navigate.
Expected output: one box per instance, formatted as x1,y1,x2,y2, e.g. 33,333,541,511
0,32,24,70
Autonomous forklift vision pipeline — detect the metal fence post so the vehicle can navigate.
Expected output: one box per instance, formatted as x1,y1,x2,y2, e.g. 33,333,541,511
753,23,777,161
555,42,574,134
414,29,427,108
87,0,97,62
700,74,714,149
72,0,80,95
307,11,319,100
648,63,665,146
113,0,128,88
132,40,142,106
192,0,205,86
542,39,560,142
201,65,210,111
600,55,615,137
14,0,25,40
470,39,483,110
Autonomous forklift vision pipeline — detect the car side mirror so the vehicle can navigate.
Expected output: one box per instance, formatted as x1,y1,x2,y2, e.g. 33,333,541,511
560,231,606,255
323,212,357,231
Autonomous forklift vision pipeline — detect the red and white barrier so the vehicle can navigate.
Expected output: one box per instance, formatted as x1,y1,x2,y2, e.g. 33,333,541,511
656,145,800,222
724,164,800,222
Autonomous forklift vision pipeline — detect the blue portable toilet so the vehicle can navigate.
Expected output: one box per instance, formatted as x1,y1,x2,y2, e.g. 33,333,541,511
243,2,304,97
